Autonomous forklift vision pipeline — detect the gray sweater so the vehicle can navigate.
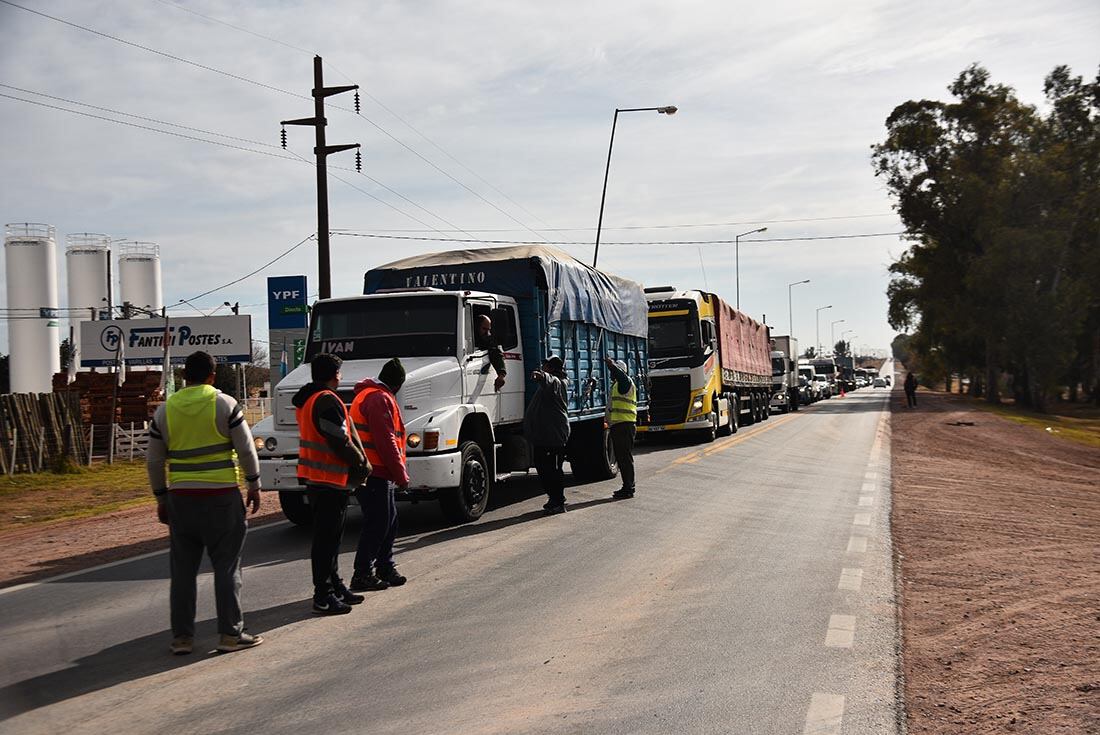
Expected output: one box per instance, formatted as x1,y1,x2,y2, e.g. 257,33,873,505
147,388,261,496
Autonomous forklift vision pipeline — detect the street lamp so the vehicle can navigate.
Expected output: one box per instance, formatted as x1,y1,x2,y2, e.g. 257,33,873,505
592,105,678,268
787,279,810,339
815,305,832,356
734,227,767,310
830,319,846,353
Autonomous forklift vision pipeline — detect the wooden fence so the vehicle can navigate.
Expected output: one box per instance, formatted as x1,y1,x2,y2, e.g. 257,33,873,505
0,393,89,474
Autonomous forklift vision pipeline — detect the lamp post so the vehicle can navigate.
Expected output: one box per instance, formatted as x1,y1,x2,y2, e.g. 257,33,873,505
735,227,767,310
815,305,832,356
787,279,810,339
830,319,846,354
592,105,678,268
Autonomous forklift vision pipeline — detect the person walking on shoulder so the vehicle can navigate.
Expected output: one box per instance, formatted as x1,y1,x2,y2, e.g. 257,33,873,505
604,356,637,499
904,372,918,408
147,350,264,655
525,355,570,514
349,358,410,591
294,353,371,615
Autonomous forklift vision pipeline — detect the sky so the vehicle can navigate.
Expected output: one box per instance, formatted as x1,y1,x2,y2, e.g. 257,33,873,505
1,0,1098,362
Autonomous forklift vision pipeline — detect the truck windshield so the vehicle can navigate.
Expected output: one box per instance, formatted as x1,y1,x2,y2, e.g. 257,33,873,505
771,357,786,376
307,295,457,360
648,317,698,358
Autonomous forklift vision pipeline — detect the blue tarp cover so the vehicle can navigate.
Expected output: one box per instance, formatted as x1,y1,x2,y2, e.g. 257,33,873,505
363,245,648,338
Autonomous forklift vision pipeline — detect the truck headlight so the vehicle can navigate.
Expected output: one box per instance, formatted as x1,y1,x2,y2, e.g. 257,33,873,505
265,437,278,452
689,395,705,415
407,433,422,448
254,437,265,451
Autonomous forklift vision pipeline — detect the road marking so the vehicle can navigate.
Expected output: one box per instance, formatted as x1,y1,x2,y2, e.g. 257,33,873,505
803,693,845,735
860,482,876,494
846,536,867,553
657,414,796,473
852,512,872,526
0,518,292,596
824,614,856,647
838,568,863,591
858,495,874,507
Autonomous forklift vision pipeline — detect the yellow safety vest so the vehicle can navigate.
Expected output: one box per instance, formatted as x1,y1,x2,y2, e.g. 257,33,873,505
608,381,637,425
165,384,238,487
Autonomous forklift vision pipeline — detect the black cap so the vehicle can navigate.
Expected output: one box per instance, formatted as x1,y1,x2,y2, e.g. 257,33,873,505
379,357,406,391
543,354,563,373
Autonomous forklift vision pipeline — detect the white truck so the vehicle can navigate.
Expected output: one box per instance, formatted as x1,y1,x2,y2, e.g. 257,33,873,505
251,246,649,525
769,336,800,413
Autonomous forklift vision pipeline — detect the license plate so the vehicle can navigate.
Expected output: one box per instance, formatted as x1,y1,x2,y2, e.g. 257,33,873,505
646,426,665,432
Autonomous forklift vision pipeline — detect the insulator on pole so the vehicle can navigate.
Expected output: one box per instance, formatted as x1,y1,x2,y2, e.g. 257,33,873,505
355,149,362,173
280,126,287,149
354,91,360,114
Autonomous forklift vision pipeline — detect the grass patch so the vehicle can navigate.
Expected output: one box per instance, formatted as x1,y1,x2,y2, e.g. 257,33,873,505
968,399,1100,449
0,461,154,533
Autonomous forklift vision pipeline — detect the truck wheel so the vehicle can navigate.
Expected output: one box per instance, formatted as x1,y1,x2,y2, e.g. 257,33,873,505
279,491,312,527
760,393,770,421
440,441,491,524
741,394,754,427
729,401,739,434
570,424,618,481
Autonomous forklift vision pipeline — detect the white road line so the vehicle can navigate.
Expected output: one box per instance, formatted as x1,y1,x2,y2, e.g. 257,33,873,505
0,518,292,596
824,614,856,647
852,512,872,526
858,495,874,507
846,536,867,553
860,482,876,494
838,568,863,592
803,693,845,735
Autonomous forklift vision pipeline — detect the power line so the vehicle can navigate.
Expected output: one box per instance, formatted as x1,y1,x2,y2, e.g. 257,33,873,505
168,233,316,308
329,231,909,246
150,0,318,56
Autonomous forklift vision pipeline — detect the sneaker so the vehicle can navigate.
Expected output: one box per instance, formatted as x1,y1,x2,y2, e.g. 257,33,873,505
334,584,365,605
216,632,264,653
376,566,406,587
612,489,635,499
312,593,353,615
349,574,390,592
169,635,193,655
543,503,566,515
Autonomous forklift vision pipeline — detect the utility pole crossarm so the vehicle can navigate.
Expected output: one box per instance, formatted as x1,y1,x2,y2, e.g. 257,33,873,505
281,116,323,127
322,143,360,155
315,84,359,98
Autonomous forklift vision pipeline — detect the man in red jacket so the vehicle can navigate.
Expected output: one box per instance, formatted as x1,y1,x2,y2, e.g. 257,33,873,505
349,358,410,591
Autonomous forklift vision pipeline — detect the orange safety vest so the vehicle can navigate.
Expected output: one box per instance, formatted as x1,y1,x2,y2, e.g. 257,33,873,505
296,389,352,489
350,384,406,473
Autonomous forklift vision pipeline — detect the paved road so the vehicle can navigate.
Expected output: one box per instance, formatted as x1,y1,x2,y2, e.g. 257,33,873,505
0,389,898,735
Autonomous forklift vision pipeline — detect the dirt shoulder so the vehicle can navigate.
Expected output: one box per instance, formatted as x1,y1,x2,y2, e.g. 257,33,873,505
892,387,1100,734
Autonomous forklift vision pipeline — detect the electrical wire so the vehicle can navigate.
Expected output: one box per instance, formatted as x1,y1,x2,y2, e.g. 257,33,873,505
329,231,909,246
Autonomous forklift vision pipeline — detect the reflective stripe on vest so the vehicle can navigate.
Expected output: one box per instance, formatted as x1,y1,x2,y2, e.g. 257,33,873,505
296,389,352,489
350,385,406,472
608,382,637,425
165,384,238,486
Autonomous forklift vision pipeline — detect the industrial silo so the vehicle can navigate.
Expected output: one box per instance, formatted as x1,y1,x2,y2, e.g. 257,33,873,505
4,223,61,393
65,233,111,322
116,241,163,317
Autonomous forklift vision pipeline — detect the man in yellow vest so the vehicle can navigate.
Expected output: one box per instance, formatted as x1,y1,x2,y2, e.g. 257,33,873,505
147,351,263,655
604,356,638,499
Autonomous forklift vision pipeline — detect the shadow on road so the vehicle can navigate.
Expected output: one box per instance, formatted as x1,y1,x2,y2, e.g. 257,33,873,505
0,598,315,722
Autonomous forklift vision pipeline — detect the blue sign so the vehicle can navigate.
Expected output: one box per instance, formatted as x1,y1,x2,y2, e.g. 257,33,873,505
268,275,308,330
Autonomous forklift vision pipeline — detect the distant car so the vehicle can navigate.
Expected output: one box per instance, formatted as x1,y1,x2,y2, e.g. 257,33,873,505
873,377,887,388
813,375,833,398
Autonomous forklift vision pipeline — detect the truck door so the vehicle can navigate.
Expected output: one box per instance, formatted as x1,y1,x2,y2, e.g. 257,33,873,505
490,303,523,424
464,301,499,418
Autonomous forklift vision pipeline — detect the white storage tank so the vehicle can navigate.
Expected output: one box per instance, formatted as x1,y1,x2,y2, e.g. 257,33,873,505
117,240,163,317
4,223,61,393
65,233,111,322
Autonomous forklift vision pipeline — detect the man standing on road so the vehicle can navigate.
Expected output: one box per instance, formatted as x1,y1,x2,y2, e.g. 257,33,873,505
525,355,571,514
147,350,264,655
604,356,637,500
904,372,918,408
293,353,371,615
350,358,409,591
475,314,507,392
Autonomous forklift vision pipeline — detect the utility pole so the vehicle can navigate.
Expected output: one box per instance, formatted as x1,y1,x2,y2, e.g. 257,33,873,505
281,56,360,300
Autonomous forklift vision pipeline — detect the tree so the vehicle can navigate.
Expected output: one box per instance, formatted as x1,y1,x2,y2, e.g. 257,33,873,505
802,346,816,359
59,338,75,373
834,340,850,356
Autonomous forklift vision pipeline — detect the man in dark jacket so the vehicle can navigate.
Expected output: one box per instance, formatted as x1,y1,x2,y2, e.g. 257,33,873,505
524,355,570,514
475,314,507,392
349,358,410,591
294,353,371,615
904,372,918,408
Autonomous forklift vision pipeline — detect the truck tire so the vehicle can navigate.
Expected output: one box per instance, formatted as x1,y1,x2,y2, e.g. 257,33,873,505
440,441,491,524
570,423,618,481
759,393,770,421
279,491,313,527
740,393,754,427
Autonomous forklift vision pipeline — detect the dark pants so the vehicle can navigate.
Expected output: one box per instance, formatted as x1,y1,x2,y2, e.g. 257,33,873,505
906,390,916,408
533,445,566,505
307,487,350,598
610,422,636,492
167,492,247,638
354,476,398,574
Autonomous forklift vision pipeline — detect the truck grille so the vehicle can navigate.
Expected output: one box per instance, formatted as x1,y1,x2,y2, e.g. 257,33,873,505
648,375,691,425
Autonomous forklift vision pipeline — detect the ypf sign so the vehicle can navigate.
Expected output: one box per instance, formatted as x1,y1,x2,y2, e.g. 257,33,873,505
268,275,308,330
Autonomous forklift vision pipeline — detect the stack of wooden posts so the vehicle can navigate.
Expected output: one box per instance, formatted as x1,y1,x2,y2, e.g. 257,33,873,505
52,371,164,425
0,392,88,474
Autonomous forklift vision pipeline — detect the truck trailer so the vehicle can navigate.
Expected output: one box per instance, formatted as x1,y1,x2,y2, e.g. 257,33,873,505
252,245,649,524
639,287,771,442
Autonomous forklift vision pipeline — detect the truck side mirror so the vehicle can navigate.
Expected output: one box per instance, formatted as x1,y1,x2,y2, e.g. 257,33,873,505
490,307,518,350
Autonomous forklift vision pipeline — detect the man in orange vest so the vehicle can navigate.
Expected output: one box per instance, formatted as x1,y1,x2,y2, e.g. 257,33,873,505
349,358,410,591
293,353,371,615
